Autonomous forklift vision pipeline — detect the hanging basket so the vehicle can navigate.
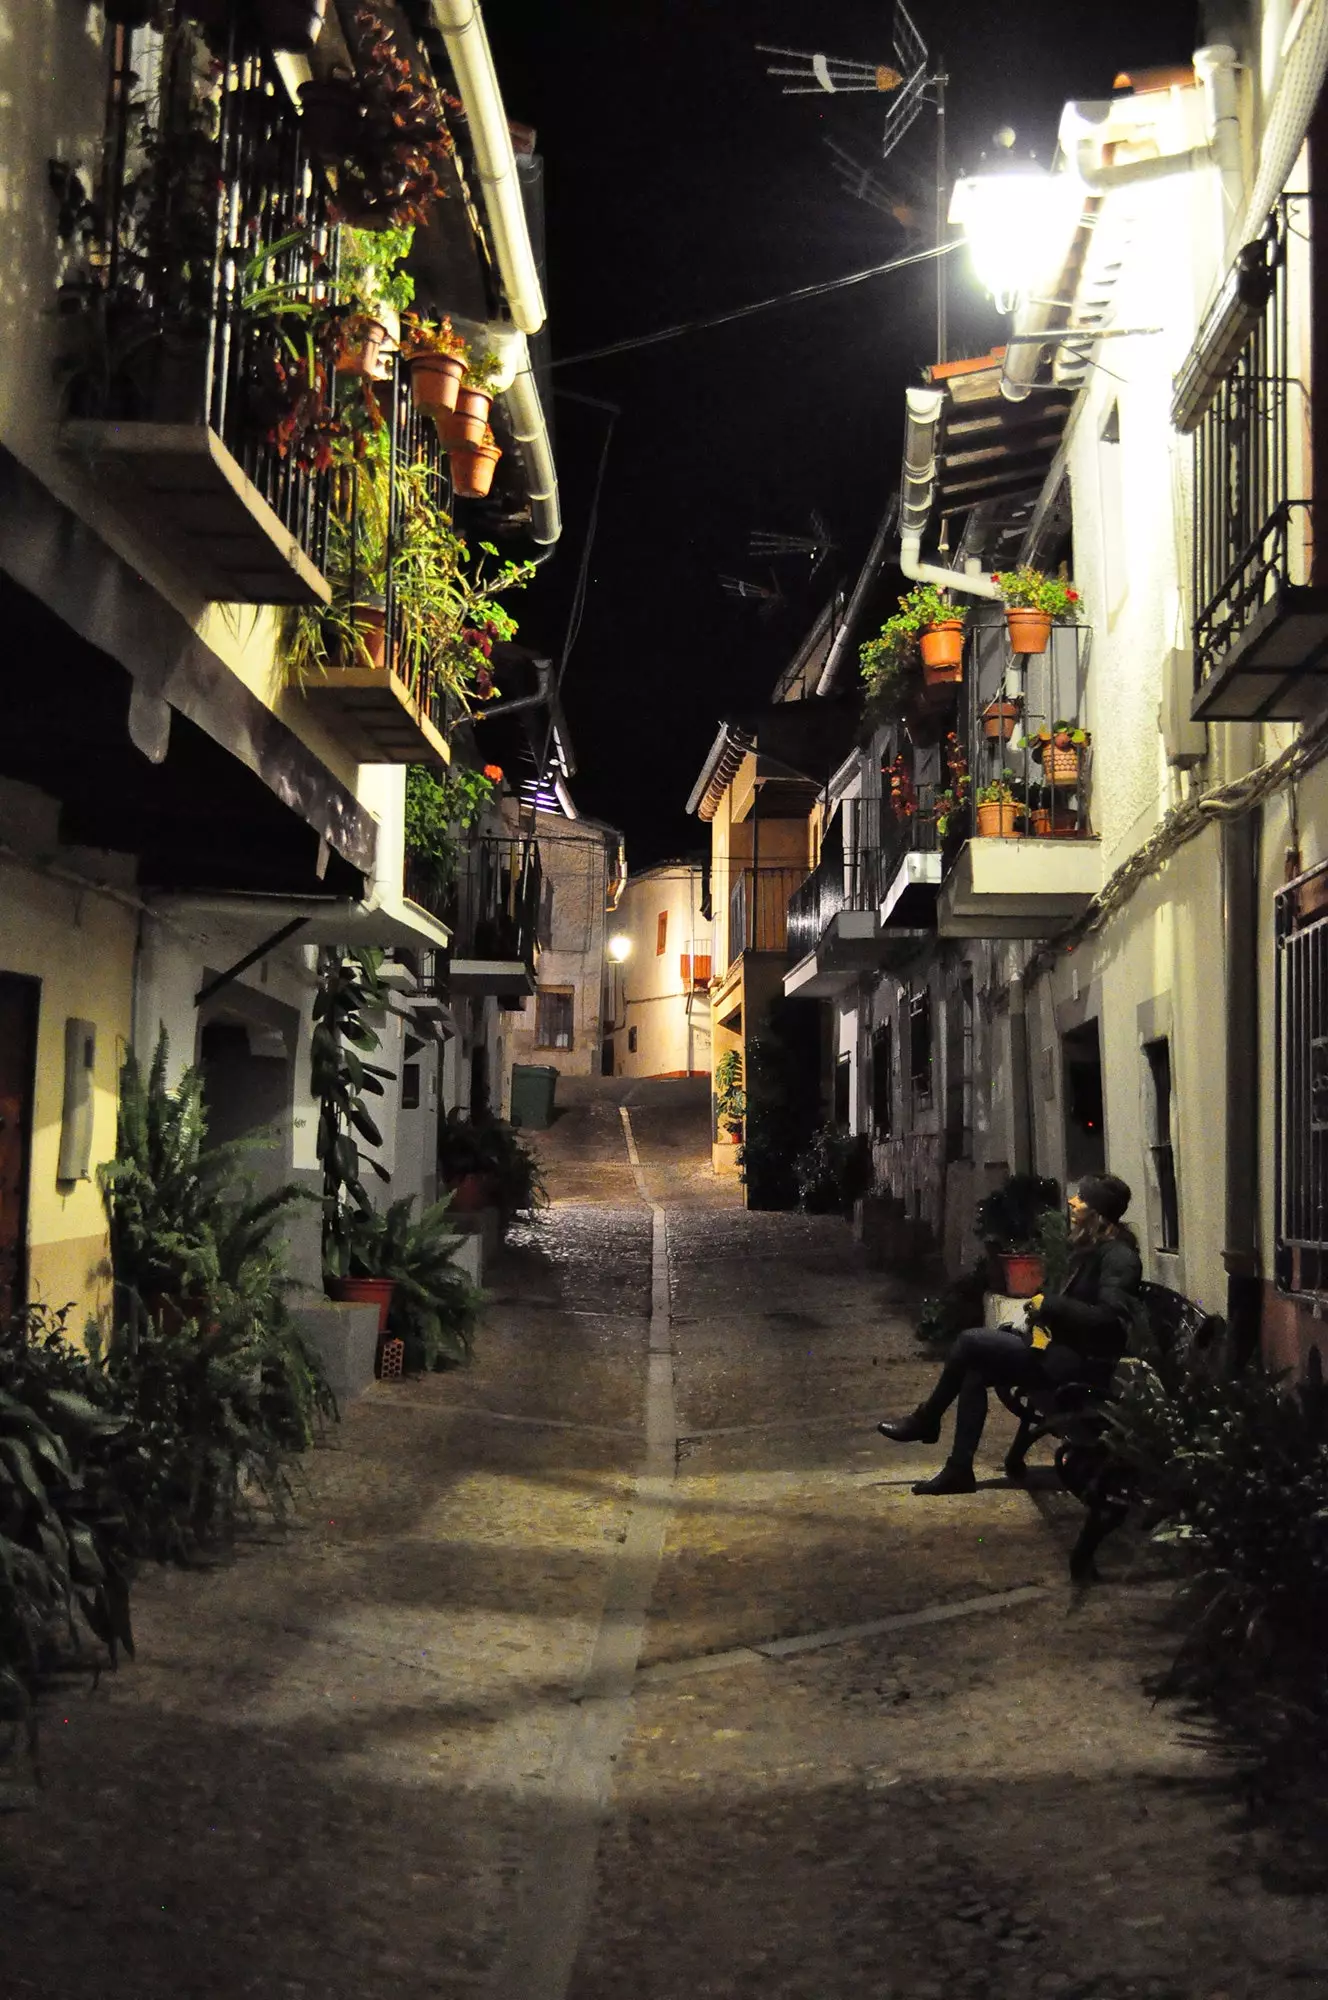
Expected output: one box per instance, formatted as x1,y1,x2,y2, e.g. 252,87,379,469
982,698,1021,741
408,352,466,416
975,801,1021,838
1005,607,1052,655
449,438,502,500
437,386,494,448
919,620,964,670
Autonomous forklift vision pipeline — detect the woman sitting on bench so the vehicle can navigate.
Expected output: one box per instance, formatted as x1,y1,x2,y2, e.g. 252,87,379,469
877,1174,1142,1495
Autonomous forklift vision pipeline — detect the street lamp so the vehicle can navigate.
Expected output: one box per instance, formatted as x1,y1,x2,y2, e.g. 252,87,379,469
949,162,1081,315
607,934,632,963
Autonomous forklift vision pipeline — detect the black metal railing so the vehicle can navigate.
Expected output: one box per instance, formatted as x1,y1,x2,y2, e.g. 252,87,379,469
1275,855,1328,1299
787,803,887,961
957,612,1094,840
407,836,543,974
98,9,335,567
1194,200,1306,696
386,373,456,737
723,866,804,969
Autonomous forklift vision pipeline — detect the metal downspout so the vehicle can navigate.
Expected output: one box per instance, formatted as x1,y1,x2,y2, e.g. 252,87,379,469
1222,809,1263,1360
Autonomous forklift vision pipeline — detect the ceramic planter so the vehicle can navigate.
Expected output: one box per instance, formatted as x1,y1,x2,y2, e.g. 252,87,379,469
982,698,1021,741
975,801,1021,838
919,620,964,671
1040,743,1083,787
438,386,494,448
409,352,466,416
1005,607,1052,655
326,1275,395,1332
345,602,387,671
1000,1252,1044,1298
449,437,502,500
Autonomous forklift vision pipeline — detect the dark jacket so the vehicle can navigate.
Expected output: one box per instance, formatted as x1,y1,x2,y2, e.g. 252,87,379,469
1039,1232,1142,1367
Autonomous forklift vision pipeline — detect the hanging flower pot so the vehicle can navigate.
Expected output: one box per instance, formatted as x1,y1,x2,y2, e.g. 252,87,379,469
1005,607,1052,654
919,619,964,671
297,75,366,158
408,352,466,416
449,435,502,500
975,800,1021,838
335,313,389,380
982,697,1021,741
1000,1252,1045,1298
437,385,494,448
326,1275,395,1331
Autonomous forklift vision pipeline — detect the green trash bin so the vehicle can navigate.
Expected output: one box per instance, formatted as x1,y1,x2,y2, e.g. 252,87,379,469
510,1063,558,1130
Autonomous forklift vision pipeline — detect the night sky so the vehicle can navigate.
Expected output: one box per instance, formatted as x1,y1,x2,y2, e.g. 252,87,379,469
483,1,1201,865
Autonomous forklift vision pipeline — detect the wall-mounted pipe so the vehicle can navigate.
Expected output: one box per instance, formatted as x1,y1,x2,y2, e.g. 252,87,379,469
505,359,562,545
899,388,1003,597
429,0,547,336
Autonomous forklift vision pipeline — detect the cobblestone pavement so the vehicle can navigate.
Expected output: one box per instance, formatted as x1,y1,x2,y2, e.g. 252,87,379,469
4,1077,1325,2000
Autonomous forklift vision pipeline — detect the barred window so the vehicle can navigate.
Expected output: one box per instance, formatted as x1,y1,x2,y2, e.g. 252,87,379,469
1276,866,1328,1296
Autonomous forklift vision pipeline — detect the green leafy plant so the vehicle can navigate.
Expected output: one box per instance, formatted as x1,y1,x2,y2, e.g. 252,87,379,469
399,311,467,362
404,762,498,896
904,581,966,629
974,1174,1061,1255
1037,1203,1071,1292
461,349,502,396
792,1123,873,1215
437,1112,547,1221
344,1198,482,1370
311,949,394,1278
991,567,1081,618
976,770,1020,807
714,1050,746,1136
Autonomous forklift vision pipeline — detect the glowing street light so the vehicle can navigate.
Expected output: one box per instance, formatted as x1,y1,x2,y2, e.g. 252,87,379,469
607,934,632,963
949,163,1082,315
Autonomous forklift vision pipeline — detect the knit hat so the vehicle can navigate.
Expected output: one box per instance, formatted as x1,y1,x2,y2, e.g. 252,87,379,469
1076,1173,1131,1224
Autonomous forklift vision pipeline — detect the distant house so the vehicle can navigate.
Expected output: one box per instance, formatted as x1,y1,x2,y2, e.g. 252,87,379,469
605,864,713,1079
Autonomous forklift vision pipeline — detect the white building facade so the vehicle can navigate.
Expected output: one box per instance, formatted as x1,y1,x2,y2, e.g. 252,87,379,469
606,864,713,1079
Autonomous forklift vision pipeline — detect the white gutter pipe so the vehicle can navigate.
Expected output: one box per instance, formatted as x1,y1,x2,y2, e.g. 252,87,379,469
506,359,562,545
429,0,546,336
898,387,1002,601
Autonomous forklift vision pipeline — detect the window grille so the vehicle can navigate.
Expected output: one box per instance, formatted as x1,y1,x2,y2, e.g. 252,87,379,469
1143,1037,1180,1252
536,988,574,1051
1275,861,1328,1296
871,1022,894,1138
909,988,933,1103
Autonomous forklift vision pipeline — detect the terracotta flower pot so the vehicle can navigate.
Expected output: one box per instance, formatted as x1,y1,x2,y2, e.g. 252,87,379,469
919,620,964,670
340,602,387,671
326,1275,395,1332
1040,745,1082,787
921,657,963,694
336,317,389,380
1000,1252,1045,1299
982,699,1020,741
437,386,493,448
975,801,1021,838
449,438,502,500
446,1171,496,1212
1005,607,1052,655
409,352,466,416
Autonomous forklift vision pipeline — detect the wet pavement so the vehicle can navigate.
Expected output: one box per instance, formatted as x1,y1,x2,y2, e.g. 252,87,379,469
4,1076,1324,2000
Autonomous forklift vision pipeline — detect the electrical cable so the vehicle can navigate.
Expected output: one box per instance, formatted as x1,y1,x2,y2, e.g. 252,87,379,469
550,239,963,369
535,400,617,789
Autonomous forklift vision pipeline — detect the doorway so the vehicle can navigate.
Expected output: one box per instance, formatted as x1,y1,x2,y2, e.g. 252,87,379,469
0,973,40,1323
1062,1019,1107,1182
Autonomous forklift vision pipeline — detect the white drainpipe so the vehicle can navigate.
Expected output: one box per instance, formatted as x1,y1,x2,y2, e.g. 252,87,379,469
898,388,1002,601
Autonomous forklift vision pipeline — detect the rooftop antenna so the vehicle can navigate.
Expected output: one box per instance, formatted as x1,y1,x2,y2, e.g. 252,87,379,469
748,511,837,579
718,569,787,622
757,4,949,362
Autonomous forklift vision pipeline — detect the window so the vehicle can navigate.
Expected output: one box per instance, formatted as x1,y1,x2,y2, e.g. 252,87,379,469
656,910,668,955
834,1053,851,1127
1275,866,1328,1295
400,1063,421,1111
909,988,933,1102
1143,1037,1179,1252
871,1022,894,1138
680,953,712,988
536,987,574,1050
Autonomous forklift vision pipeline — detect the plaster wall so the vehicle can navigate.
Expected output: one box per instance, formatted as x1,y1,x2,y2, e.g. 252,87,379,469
608,865,712,1078
505,816,611,1086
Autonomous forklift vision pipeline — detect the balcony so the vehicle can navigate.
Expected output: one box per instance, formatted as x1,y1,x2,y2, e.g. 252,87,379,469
723,866,804,971
935,613,1102,939
1190,202,1328,721
406,836,542,999
59,21,333,605
784,802,932,999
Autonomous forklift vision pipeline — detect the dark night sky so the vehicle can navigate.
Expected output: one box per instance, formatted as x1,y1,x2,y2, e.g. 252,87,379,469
482,1,1202,865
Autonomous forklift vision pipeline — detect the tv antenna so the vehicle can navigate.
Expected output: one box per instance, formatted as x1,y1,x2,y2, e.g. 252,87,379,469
756,4,949,362
748,511,836,579
718,570,787,621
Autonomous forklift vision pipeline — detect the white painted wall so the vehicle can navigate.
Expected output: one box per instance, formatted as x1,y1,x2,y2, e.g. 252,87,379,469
607,864,712,1078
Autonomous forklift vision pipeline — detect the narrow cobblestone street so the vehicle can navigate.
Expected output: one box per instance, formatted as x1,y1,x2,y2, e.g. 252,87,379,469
5,1079,1325,2000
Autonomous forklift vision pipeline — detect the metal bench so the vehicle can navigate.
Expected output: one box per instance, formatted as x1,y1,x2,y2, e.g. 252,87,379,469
994,1281,1225,1581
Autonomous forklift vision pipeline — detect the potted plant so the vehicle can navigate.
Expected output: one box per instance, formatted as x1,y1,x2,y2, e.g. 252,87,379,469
974,771,1022,838
991,567,1080,654
975,1174,1061,1297
449,423,503,500
860,615,919,722
904,581,966,683
439,350,502,446
930,775,971,840
333,224,415,379
1022,720,1090,788
437,1111,545,1230
312,948,396,1316
886,753,917,822
714,1050,745,1142
310,7,453,229
399,312,468,415
982,693,1021,740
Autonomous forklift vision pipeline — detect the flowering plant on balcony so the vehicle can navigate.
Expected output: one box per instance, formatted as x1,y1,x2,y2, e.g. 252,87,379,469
903,581,967,631
398,313,467,362
860,615,920,718
930,775,971,839
886,754,917,819
975,771,1020,806
404,762,500,896
323,6,455,229
990,568,1080,618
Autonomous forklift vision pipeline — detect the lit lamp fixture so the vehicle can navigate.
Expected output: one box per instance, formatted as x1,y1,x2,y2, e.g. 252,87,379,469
949,163,1081,314
606,934,632,963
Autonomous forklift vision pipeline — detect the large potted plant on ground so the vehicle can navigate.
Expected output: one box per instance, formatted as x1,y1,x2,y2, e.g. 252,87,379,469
991,567,1080,654
437,1111,546,1231
975,1174,1062,1297
974,771,1022,838
313,947,396,1324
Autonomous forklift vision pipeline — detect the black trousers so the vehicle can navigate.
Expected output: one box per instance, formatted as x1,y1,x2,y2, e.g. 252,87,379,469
921,1326,1063,1469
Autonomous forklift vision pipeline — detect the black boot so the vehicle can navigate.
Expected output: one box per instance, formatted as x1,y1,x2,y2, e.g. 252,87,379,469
877,1408,941,1444
912,1461,977,1495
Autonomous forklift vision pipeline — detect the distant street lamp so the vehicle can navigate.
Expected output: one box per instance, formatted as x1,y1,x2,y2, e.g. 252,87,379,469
607,934,632,963
949,162,1081,315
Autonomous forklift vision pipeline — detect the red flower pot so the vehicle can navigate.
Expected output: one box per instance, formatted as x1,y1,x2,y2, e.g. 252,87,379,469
1000,1253,1045,1299
326,1275,395,1332
446,1171,496,1212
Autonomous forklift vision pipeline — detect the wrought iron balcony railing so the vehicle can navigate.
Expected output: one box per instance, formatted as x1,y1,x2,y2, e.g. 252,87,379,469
406,836,543,981
787,803,888,962
955,612,1093,841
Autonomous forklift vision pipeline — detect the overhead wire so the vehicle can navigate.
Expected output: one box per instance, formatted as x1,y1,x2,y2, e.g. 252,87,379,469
550,239,963,369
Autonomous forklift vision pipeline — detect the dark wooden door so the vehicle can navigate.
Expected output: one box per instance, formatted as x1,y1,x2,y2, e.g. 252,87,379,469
0,974,40,1325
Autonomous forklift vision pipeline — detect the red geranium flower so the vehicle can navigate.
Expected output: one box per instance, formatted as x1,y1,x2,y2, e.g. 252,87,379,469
483,764,504,782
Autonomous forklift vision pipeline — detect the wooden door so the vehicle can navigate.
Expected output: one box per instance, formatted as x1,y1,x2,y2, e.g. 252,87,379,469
0,974,40,1324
